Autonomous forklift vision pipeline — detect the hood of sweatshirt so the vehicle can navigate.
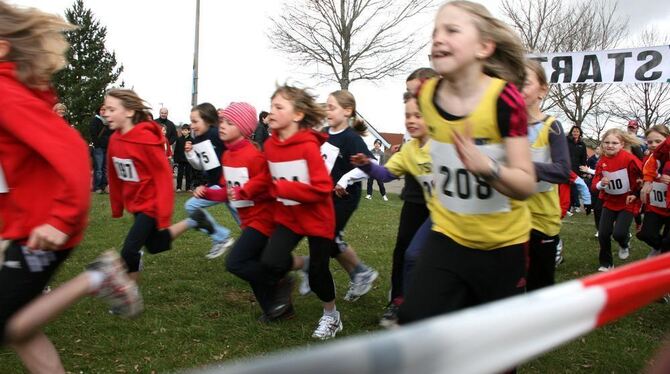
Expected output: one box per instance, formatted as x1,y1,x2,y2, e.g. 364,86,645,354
0,62,58,106
268,128,328,148
115,121,165,145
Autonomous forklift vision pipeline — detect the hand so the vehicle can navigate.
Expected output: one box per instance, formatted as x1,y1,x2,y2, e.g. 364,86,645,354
600,177,609,187
641,182,652,204
626,195,637,205
27,224,69,250
185,141,193,153
579,165,590,173
452,121,497,178
334,185,348,197
390,144,401,153
659,175,670,184
350,153,370,166
193,186,207,198
228,186,241,201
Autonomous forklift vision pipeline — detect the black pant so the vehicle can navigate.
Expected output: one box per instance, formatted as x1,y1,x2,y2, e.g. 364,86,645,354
598,207,633,267
176,162,193,190
329,193,361,257
1,242,70,345
637,211,670,253
261,225,335,302
527,230,558,291
390,201,429,300
121,213,172,273
592,192,603,231
570,183,579,207
225,227,274,313
398,231,526,324
366,178,386,196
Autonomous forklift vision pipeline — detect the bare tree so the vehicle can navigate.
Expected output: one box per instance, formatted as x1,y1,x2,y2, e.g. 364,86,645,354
501,0,628,127
267,0,434,89
582,107,612,144
608,28,670,130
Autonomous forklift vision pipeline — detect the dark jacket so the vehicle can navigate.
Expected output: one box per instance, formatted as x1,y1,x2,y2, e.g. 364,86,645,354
90,114,113,148
174,134,192,163
252,121,270,150
566,125,587,173
155,117,177,145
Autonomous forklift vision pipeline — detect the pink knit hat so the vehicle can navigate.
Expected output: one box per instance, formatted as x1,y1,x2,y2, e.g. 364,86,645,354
221,102,257,138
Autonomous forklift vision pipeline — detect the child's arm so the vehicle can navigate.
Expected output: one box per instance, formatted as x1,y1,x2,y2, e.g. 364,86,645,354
107,151,124,219
643,154,659,182
534,121,571,184
145,144,175,229
238,153,273,201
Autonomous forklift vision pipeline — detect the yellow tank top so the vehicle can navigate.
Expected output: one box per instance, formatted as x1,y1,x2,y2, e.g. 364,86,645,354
418,77,531,250
527,117,562,237
384,138,434,202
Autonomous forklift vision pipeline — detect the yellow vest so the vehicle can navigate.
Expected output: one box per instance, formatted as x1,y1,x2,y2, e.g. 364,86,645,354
527,117,562,237
384,138,434,203
418,77,530,250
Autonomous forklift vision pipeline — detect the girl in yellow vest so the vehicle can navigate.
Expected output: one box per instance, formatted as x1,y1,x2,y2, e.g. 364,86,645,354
522,60,571,291
398,0,536,323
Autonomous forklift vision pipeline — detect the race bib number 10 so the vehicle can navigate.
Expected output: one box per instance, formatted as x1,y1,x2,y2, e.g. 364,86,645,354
650,182,667,208
112,157,140,182
223,166,254,208
431,141,510,214
192,140,221,171
268,160,310,206
602,169,630,195
0,164,8,193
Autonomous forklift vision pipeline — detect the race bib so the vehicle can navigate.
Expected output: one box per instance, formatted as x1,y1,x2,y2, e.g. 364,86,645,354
431,141,510,214
530,147,553,193
112,157,140,182
223,166,254,208
0,164,7,193
268,160,310,206
415,174,435,198
602,169,630,195
192,140,221,171
650,182,667,208
320,142,340,173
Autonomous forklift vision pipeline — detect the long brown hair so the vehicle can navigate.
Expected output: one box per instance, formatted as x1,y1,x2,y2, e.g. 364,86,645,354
329,89,367,135
271,85,326,129
105,89,151,125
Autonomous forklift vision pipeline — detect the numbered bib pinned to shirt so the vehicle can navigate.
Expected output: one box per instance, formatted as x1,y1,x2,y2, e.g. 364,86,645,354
112,157,140,182
650,182,667,208
223,166,254,208
320,142,339,174
268,160,310,206
530,147,554,193
0,164,8,193
602,169,630,195
431,141,510,214
415,174,435,198
192,140,221,171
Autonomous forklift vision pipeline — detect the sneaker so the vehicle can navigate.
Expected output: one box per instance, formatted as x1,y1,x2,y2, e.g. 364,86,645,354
379,302,400,328
555,239,563,269
190,208,215,235
268,275,295,319
206,237,234,259
555,255,564,268
594,231,599,238
648,249,662,258
618,245,630,260
344,268,379,301
365,195,372,200
659,294,670,304
566,210,574,217
574,207,581,213
87,251,143,319
312,314,343,340
597,265,613,272
297,269,311,296
42,286,51,294
258,304,296,323
382,195,388,201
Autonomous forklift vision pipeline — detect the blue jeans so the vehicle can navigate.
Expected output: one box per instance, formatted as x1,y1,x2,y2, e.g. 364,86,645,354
574,176,591,206
403,217,432,295
184,187,240,244
93,147,107,191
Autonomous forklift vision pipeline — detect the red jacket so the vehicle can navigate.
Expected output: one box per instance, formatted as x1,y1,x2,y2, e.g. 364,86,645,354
592,150,642,213
264,129,335,239
202,139,275,236
641,155,670,217
107,121,174,228
0,62,90,249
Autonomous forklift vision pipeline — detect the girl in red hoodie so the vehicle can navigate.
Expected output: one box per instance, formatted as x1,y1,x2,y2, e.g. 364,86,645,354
592,128,643,272
261,85,341,339
0,5,140,373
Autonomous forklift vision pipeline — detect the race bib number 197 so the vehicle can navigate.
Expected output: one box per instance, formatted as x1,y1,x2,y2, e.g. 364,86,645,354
112,157,140,182
0,164,7,193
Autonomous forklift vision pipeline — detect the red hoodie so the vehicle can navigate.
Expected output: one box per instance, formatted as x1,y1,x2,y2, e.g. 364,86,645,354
202,139,275,236
264,129,335,239
0,62,90,249
591,150,642,213
107,121,174,228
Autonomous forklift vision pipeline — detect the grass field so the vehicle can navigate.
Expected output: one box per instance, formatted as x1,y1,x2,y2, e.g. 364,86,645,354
1,193,669,373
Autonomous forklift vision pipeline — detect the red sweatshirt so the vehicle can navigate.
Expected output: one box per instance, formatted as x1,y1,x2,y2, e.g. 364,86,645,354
641,155,670,217
0,62,91,249
264,129,335,239
107,121,174,228
202,139,275,236
591,150,642,213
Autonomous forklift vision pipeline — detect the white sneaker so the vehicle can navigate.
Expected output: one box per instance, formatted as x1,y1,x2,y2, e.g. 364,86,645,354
382,195,388,201
594,232,599,238
297,269,311,296
597,265,613,272
566,211,574,217
311,313,343,340
206,237,235,259
344,268,379,301
87,251,143,318
365,195,372,200
618,246,630,260
574,207,581,213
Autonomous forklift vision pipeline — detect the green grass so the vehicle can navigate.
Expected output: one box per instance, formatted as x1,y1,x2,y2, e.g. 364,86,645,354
1,194,669,373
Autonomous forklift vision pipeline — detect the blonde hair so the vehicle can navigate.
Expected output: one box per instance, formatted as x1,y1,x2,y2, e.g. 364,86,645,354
440,1,526,88
271,85,326,129
645,124,670,139
525,59,548,88
329,90,368,135
52,102,67,112
105,89,151,125
0,1,75,87
601,128,642,148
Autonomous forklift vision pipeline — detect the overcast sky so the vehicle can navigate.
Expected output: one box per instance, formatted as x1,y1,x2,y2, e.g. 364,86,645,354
9,0,670,134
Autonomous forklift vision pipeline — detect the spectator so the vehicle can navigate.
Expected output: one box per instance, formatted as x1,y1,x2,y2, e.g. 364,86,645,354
567,125,587,212
626,120,646,159
90,104,113,193
174,124,194,191
365,139,387,201
155,107,177,145
252,110,270,149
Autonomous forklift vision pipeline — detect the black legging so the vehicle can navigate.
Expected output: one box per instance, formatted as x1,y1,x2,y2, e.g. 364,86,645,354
598,207,633,267
390,201,429,300
636,211,670,253
366,178,386,196
121,213,172,273
527,230,558,291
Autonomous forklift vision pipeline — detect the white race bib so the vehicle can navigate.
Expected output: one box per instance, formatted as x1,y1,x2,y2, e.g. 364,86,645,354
530,147,554,193
0,164,7,193
320,142,340,174
415,174,435,198
192,140,221,171
223,166,254,208
431,141,510,214
650,182,667,208
602,169,630,195
112,157,140,182
268,160,310,206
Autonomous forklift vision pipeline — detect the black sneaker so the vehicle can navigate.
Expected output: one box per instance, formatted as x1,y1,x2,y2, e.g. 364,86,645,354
268,275,295,319
258,304,296,323
379,302,400,328
190,208,215,235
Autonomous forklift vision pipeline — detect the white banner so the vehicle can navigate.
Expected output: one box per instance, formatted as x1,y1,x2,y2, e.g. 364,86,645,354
528,45,670,84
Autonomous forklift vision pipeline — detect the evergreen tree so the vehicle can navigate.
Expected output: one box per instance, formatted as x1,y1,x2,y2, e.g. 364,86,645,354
53,0,123,140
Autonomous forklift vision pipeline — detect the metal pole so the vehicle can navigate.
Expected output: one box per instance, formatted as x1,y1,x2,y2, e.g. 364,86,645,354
191,0,200,107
